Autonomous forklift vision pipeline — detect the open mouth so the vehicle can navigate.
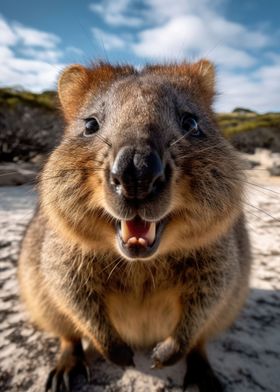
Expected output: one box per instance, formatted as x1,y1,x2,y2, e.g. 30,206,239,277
116,216,165,259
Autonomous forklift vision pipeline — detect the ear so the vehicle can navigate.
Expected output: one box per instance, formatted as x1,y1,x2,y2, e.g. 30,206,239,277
145,59,216,106
58,65,92,122
58,63,136,122
192,59,216,105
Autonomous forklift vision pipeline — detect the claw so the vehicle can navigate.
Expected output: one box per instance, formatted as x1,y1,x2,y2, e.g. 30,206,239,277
83,362,92,383
51,375,58,392
150,361,162,370
183,350,224,392
45,369,56,391
52,371,63,392
63,372,71,392
45,339,91,391
45,362,91,392
151,338,182,368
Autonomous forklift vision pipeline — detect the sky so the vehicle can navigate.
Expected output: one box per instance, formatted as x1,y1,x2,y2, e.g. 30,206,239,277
0,0,279,112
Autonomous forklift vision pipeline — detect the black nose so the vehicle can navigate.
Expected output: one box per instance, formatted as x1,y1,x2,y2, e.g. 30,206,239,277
111,146,165,200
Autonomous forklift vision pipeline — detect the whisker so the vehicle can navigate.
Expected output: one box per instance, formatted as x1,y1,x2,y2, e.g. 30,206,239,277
36,169,106,184
0,171,27,177
169,127,195,147
242,168,270,171
38,191,107,213
107,258,123,282
243,220,260,235
241,180,280,197
95,134,112,148
147,263,156,290
215,174,280,200
0,157,105,178
101,257,122,274
176,140,228,159
244,208,269,232
58,132,112,149
244,201,280,223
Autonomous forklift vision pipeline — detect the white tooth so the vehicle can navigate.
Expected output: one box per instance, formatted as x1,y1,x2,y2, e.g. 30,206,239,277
120,220,156,245
146,222,156,244
121,221,131,242
127,237,138,247
138,238,148,247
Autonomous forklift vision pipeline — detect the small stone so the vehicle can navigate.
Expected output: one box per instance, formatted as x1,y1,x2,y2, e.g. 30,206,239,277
268,164,280,176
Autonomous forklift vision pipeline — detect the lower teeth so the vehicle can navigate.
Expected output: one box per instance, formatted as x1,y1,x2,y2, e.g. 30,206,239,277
120,220,156,245
126,237,148,248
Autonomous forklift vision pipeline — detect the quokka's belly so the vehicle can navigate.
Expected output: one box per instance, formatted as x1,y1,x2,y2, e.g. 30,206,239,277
105,288,183,347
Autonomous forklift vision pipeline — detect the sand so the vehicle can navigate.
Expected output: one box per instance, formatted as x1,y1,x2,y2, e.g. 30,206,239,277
0,151,279,392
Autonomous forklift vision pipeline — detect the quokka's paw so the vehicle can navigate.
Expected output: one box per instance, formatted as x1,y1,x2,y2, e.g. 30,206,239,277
106,341,135,368
151,336,184,369
183,349,224,392
45,340,91,392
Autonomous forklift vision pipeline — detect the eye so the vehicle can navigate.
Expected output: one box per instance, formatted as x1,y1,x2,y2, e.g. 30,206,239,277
181,113,203,137
83,117,100,136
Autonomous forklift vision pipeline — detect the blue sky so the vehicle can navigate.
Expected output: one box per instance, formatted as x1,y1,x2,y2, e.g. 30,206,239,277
0,0,279,112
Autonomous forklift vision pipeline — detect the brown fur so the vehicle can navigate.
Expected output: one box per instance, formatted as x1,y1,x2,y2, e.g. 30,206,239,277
106,287,183,347
18,59,251,391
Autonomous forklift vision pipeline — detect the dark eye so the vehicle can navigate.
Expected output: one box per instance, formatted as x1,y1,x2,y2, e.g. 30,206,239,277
83,117,100,136
181,113,202,137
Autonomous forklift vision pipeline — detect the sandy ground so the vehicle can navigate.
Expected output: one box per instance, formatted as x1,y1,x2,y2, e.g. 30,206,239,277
0,151,279,392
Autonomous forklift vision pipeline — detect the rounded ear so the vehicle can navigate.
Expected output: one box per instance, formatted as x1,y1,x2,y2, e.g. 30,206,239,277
58,64,92,122
145,59,216,106
193,59,216,104
58,63,136,122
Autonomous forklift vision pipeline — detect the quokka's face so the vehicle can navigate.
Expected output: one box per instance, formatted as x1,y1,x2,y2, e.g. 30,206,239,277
41,61,244,260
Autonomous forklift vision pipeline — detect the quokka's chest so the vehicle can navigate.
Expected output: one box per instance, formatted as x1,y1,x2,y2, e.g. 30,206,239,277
105,287,183,347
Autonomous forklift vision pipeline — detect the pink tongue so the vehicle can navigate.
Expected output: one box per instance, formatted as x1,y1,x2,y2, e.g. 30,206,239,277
120,217,156,248
126,216,151,237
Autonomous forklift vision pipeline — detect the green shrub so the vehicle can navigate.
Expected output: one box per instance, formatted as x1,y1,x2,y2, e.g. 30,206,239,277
0,87,57,110
217,113,280,137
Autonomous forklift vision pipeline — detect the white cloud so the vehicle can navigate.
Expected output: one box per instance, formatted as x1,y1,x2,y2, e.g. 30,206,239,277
89,0,278,112
0,58,63,91
0,14,64,91
216,60,280,112
89,0,142,27
131,6,268,68
204,15,269,49
90,0,224,27
89,0,269,69
21,47,62,62
132,15,257,69
145,0,222,16
133,16,207,60
92,27,126,50
13,23,60,48
207,46,256,68
0,45,14,58
0,17,17,45
0,51,63,91
0,3,278,113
